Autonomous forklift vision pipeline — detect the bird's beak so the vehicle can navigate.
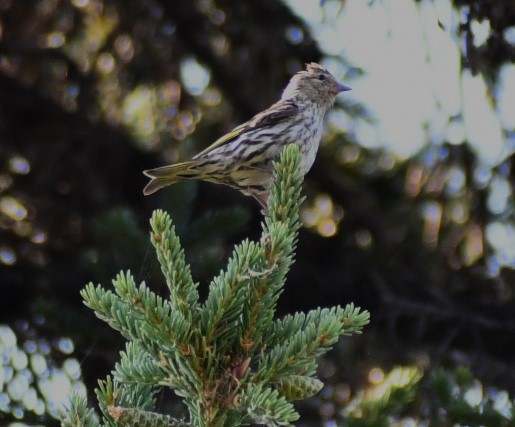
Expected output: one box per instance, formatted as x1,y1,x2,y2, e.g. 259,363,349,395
336,82,352,93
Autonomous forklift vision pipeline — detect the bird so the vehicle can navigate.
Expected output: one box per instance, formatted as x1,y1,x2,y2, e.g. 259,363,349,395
143,62,351,209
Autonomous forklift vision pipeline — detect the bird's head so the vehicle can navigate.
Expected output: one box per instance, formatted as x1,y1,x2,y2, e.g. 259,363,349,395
281,63,351,107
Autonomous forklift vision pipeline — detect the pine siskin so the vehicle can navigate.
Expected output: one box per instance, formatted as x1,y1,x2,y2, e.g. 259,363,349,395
143,62,351,209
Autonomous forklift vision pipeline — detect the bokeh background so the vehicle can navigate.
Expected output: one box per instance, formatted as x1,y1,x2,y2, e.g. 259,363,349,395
0,0,514,425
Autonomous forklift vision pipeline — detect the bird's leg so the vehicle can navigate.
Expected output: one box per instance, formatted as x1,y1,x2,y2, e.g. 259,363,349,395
246,189,269,215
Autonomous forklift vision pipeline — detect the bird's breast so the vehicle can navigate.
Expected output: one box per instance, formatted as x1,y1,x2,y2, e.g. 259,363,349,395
298,105,324,174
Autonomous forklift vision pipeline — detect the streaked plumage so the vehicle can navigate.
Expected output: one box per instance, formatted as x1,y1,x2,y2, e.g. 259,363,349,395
143,63,351,209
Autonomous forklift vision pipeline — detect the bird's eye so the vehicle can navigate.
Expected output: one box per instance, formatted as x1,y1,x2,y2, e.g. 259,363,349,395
317,74,326,81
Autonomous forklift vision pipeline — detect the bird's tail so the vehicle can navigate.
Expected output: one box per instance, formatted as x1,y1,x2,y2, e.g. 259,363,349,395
143,161,199,195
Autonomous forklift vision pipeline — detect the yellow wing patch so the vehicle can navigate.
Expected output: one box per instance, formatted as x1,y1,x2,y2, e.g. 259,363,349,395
192,99,298,159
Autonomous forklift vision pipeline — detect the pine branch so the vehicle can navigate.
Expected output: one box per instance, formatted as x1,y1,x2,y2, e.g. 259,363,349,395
95,376,121,427
275,375,324,401
61,393,99,427
61,144,370,427
240,383,299,426
254,305,370,382
115,342,168,385
151,210,200,321
222,145,305,354
200,238,265,351
108,406,190,427
81,279,179,357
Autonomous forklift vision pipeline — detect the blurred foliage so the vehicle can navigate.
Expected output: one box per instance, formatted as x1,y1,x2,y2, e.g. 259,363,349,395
0,0,513,425
445,0,515,76
307,363,515,426
0,323,84,427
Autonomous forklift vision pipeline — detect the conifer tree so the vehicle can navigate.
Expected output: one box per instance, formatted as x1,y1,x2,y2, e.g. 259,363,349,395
60,145,370,427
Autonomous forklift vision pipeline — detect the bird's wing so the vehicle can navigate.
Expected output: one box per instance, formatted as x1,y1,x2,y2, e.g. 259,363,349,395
193,100,298,159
